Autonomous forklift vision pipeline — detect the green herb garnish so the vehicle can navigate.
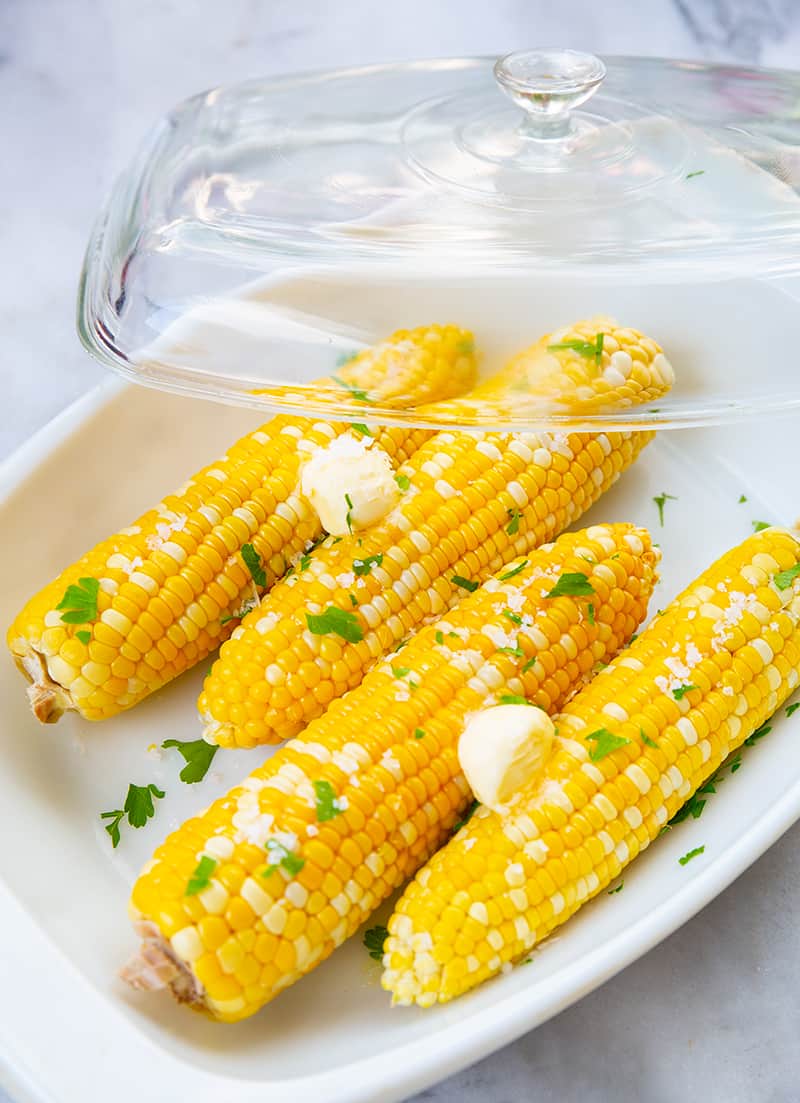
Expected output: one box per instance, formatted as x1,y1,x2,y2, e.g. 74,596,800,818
738,494,747,504
672,684,698,701
546,572,595,599
752,520,771,532
353,553,383,577
452,575,479,593
522,656,537,673
506,508,521,535
774,563,800,591
587,603,595,626
452,799,480,833
100,782,165,848
498,645,525,658
306,606,363,643
686,170,705,180
75,630,91,645
652,492,677,527
395,474,411,491
498,694,533,706
503,609,523,625
584,728,631,762
313,779,342,822
607,881,624,895
414,728,426,740
500,560,529,581
435,630,445,645
162,738,219,784
186,855,217,896
744,722,771,748
392,665,411,678
332,374,371,403
547,332,604,365
641,729,658,748
344,493,354,533
351,423,372,437
241,543,266,588
299,554,312,572
263,838,305,878
787,702,800,718
56,577,99,625
363,924,389,961
678,845,705,866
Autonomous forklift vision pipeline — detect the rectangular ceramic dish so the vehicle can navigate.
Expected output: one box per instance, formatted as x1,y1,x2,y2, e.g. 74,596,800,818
1,378,799,1103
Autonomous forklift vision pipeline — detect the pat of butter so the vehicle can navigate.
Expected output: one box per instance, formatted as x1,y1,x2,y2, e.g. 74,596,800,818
300,432,399,536
458,704,555,813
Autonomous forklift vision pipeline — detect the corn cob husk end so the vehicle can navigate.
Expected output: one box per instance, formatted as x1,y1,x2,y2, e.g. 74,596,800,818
12,643,74,723
121,920,206,1009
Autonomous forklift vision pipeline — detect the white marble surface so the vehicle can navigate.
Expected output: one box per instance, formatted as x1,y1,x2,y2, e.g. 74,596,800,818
3,1,800,1100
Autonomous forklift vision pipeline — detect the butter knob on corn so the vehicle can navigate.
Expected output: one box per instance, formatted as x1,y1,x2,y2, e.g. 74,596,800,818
300,432,399,535
458,704,554,812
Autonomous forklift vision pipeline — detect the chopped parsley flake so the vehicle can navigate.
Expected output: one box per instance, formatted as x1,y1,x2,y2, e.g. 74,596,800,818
306,606,363,643
241,543,266,588
522,656,537,673
162,738,218,783
546,572,595,599
729,752,743,773
186,855,216,896
263,838,305,878
75,630,91,645
452,575,479,593
498,645,525,658
686,170,705,180
587,603,595,626
641,729,658,748
299,554,312,572
500,559,529,581
744,722,771,748
353,553,383,577
752,520,771,532
344,493,354,533
787,702,800,718
498,694,532,706
332,373,371,403
506,508,521,535
585,728,631,762
503,609,523,625
56,576,99,625
392,665,411,678
350,423,371,437
672,684,698,701
349,593,358,607
364,924,389,961
452,799,480,833
435,630,444,645
395,474,411,491
652,492,677,527
678,845,705,866
100,782,165,848
547,332,604,365
738,494,747,504
774,563,800,591
313,779,343,822
414,728,426,739
607,881,624,895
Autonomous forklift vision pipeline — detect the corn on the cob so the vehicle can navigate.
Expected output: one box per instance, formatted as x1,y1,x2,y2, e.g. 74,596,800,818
199,428,654,746
422,317,674,424
257,325,477,411
9,326,475,723
123,523,659,1021
383,526,800,1006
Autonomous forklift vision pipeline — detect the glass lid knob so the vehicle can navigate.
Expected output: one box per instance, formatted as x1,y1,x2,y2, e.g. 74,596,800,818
494,48,607,141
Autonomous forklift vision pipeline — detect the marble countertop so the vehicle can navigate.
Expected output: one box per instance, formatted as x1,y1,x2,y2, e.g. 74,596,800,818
3,2,800,1100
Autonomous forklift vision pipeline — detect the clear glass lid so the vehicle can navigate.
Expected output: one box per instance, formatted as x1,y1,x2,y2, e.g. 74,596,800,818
79,50,800,431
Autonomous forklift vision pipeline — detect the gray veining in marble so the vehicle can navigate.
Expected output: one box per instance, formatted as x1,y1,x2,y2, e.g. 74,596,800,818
3,2,800,1101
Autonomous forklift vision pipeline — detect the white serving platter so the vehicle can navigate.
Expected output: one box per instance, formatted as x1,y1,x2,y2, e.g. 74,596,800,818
1,379,799,1103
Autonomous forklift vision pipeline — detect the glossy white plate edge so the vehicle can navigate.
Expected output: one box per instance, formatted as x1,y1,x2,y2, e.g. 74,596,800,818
2,382,800,1103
